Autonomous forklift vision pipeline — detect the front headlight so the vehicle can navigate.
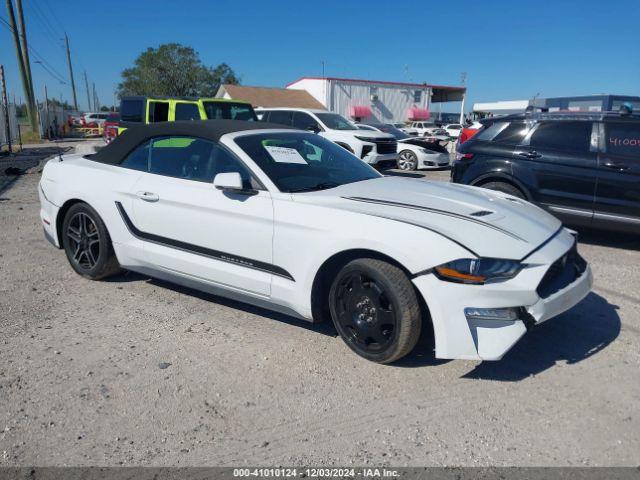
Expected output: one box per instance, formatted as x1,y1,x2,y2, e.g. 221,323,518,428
434,258,524,284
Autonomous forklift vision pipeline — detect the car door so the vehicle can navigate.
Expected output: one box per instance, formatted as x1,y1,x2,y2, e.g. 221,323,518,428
593,120,640,229
108,140,152,262
515,120,597,223
128,136,275,297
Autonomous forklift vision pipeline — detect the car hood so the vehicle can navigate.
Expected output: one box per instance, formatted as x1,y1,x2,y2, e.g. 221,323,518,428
292,176,562,260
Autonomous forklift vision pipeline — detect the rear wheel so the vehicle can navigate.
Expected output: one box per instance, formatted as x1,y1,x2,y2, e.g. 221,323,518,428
329,258,422,363
479,181,526,199
398,150,418,170
62,203,121,280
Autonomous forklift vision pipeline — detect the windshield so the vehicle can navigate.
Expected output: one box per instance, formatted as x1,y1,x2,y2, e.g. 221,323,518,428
203,102,257,121
234,132,380,193
315,113,357,130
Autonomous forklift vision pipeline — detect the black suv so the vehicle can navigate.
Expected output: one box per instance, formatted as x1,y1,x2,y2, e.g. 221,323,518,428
452,111,640,233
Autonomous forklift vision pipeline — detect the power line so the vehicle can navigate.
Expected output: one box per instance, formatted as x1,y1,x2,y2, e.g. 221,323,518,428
0,16,67,84
26,0,90,100
25,0,59,44
34,61,66,84
37,0,65,37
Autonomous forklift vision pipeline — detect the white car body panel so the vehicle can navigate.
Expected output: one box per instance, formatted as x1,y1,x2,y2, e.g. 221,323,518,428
396,141,450,169
39,129,592,361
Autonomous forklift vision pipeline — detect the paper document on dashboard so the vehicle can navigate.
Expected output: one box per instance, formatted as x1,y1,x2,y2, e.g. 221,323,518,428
264,146,308,164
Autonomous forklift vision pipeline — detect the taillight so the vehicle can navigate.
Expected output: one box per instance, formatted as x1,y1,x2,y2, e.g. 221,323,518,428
455,152,474,161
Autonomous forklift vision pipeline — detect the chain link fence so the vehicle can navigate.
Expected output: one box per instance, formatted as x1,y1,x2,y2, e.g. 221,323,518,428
0,102,20,151
39,103,65,140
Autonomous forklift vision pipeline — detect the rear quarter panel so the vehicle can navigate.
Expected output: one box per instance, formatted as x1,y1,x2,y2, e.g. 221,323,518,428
40,155,143,263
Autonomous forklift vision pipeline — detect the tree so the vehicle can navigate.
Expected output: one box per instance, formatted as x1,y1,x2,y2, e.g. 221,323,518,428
117,43,240,98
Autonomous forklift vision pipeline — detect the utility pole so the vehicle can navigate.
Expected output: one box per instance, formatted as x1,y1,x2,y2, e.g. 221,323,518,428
13,92,22,148
459,72,467,124
64,34,79,111
43,84,49,139
92,82,98,111
1,65,12,153
83,71,91,111
5,0,37,131
14,0,33,103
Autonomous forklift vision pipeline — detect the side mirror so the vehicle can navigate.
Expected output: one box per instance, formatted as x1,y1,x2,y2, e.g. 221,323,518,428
307,124,321,133
213,172,243,191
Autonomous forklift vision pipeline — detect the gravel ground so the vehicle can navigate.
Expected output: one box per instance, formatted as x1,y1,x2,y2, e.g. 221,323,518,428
0,150,639,467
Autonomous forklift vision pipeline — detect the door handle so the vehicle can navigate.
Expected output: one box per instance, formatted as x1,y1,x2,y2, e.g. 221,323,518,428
603,161,629,171
517,150,541,159
136,191,159,202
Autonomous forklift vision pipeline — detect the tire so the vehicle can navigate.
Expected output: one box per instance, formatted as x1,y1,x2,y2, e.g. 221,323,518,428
398,150,418,171
329,258,422,364
479,181,526,199
61,202,121,280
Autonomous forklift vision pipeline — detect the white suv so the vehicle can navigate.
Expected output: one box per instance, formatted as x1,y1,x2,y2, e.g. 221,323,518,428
410,121,441,136
257,108,397,168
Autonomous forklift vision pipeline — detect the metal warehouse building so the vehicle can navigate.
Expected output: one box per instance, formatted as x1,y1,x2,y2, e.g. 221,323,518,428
286,77,466,124
473,94,640,117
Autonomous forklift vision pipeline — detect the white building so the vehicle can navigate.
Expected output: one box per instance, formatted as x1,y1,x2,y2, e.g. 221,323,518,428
472,100,530,117
286,76,465,124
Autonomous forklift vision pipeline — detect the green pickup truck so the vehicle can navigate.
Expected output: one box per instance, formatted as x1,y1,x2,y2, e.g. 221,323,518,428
118,96,257,134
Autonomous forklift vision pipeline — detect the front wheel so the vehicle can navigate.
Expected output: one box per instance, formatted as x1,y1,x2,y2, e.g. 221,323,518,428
62,203,121,280
398,150,418,170
329,258,422,363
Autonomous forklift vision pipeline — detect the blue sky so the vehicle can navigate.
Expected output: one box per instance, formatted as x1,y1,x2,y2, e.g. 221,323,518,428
1,0,638,112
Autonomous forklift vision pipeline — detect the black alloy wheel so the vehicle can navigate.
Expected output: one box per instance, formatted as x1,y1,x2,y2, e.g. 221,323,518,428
329,258,422,363
62,203,121,280
334,271,396,352
66,211,101,270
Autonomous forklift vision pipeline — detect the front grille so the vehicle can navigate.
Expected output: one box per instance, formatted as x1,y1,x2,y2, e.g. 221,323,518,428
374,140,397,154
536,241,587,298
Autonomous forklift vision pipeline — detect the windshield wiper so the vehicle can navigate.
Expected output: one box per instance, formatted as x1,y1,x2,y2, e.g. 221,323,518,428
288,182,340,193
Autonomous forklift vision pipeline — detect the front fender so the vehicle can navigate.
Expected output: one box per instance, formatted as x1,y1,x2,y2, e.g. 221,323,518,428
270,199,472,319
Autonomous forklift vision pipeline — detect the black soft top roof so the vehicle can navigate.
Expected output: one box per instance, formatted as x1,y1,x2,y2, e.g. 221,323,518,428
89,120,295,165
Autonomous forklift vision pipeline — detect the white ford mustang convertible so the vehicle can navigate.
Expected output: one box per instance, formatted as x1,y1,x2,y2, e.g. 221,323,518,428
38,120,593,363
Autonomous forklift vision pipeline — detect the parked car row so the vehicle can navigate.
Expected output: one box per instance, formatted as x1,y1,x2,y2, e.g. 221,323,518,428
354,123,450,170
399,121,464,140
68,112,111,128
256,108,398,169
256,108,451,171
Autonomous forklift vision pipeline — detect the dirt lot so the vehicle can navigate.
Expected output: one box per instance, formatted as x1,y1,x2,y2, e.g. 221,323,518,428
0,150,639,467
